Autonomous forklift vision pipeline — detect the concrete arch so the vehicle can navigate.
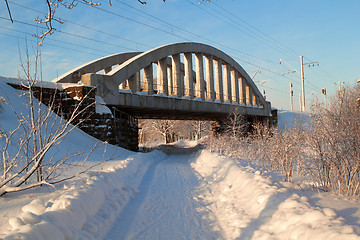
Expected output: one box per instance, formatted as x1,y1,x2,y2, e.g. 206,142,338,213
54,42,272,119
52,52,141,83
107,42,264,105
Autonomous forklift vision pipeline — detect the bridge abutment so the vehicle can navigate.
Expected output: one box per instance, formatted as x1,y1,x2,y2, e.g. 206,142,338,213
8,82,139,152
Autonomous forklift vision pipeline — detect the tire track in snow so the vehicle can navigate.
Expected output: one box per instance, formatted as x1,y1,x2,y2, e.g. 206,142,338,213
105,153,220,240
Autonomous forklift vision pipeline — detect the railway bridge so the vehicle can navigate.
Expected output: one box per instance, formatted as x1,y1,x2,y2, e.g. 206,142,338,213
52,42,275,150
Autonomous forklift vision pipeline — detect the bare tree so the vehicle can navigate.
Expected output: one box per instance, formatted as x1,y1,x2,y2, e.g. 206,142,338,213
150,120,177,144
189,120,209,141
0,45,99,197
225,108,249,138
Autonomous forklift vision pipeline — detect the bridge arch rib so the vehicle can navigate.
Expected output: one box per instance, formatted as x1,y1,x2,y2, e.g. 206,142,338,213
54,42,271,119
52,52,141,83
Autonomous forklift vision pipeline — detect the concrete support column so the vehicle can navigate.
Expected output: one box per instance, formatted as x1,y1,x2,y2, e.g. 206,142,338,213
184,53,194,99
248,89,253,106
246,84,251,105
144,64,154,95
172,54,183,97
157,58,168,95
223,64,232,102
128,71,140,93
214,58,223,102
167,66,173,95
239,77,246,104
205,55,215,101
231,69,239,103
245,84,250,105
195,53,205,100
252,94,257,106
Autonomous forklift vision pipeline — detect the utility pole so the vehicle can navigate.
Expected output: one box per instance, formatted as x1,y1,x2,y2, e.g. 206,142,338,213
300,56,305,112
300,56,319,112
280,57,318,112
322,88,327,109
290,83,294,111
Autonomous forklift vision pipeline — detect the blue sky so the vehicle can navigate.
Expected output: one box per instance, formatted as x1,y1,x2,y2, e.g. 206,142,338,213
0,0,359,111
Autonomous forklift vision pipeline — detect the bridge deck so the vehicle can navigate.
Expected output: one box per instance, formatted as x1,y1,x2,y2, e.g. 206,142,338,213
109,91,266,120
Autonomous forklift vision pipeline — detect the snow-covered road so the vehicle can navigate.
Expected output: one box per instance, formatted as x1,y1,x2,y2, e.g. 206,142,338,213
105,154,219,240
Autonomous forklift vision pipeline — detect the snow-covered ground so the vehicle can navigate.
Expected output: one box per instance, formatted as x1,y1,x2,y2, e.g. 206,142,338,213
277,110,311,130
1,77,360,239
2,150,360,239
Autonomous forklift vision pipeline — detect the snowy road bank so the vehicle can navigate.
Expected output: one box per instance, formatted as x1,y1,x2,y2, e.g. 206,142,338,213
1,150,360,239
193,151,360,240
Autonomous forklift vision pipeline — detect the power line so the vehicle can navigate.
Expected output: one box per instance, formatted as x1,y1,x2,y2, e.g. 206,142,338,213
0,31,104,57
303,55,341,85
231,55,297,85
0,25,114,55
76,0,193,42
211,1,300,59
0,17,139,52
97,0,276,64
261,85,289,96
7,1,154,50
186,0,297,60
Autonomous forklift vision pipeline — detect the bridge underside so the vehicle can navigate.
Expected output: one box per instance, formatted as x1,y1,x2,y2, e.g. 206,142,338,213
108,91,267,121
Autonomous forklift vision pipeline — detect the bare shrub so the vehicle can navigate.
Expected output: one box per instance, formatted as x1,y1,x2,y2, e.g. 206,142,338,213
206,83,360,194
205,112,307,183
307,85,360,195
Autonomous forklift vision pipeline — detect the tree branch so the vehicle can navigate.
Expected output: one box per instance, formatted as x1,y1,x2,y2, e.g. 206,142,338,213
4,0,13,23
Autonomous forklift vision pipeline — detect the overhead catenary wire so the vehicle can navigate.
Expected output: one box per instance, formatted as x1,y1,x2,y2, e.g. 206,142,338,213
7,1,154,50
112,0,276,64
0,32,104,57
0,17,140,52
186,0,298,61
0,25,114,55
75,0,193,42
210,1,301,59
